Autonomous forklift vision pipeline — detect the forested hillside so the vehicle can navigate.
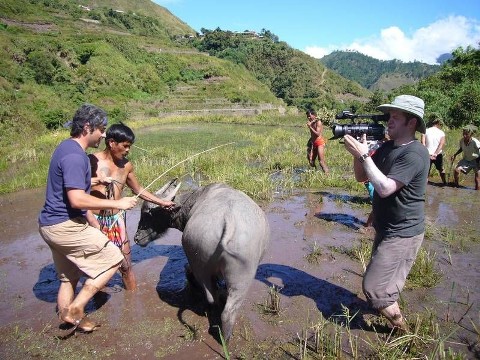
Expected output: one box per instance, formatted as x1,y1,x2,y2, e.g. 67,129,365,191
391,45,480,128
320,51,440,91
0,0,285,145
188,29,371,110
0,0,375,143
1,0,478,145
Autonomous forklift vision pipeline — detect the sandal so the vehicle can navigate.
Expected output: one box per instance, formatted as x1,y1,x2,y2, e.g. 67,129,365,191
77,317,100,333
59,308,100,333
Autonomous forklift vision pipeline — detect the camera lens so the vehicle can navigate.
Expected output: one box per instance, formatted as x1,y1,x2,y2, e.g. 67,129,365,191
331,123,385,140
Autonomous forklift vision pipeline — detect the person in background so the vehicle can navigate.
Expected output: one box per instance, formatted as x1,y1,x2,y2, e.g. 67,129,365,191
363,180,375,229
450,125,480,190
38,104,137,333
421,117,447,186
88,122,175,290
343,95,429,333
306,109,329,173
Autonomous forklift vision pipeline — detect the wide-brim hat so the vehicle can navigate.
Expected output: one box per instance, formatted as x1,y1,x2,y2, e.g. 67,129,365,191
377,95,426,134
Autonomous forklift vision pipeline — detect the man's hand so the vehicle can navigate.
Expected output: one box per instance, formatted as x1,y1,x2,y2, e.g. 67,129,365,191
117,196,137,210
160,200,176,211
344,134,369,158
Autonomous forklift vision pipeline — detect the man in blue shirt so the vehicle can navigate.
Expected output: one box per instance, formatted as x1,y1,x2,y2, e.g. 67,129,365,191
38,104,137,333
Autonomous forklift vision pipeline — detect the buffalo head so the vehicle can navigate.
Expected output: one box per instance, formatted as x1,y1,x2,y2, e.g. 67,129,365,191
134,178,181,247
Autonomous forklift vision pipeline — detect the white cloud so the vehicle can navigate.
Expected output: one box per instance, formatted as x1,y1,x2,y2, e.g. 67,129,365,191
305,16,480,64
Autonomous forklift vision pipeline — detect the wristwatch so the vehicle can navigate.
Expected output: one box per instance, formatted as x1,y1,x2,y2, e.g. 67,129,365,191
358,153,370,163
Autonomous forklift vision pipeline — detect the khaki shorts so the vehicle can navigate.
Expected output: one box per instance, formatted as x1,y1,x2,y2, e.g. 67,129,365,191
362,233,424,310
39,217,124,282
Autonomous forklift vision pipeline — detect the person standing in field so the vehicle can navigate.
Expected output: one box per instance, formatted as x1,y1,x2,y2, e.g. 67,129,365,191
306,109,329,173
343,95,429,333
38,104,137,333
421,117,447,186
450,125,480,190
88,122,175,290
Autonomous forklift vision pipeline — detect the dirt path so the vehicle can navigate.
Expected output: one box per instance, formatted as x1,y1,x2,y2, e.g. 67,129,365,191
0,184,478,359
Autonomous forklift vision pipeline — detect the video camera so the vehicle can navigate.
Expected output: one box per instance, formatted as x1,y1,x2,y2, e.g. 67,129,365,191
330,110,388,141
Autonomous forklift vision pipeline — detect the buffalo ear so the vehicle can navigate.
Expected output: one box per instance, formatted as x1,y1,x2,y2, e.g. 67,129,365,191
164,182,181,201
155,178,178,197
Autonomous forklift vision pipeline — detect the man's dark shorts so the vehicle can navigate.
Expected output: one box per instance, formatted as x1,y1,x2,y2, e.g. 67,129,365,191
430,153,444,172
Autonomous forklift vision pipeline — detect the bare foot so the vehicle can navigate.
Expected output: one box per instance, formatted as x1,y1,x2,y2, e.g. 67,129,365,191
59,307,83,326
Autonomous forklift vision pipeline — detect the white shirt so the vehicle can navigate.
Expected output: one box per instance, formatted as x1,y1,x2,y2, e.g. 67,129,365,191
425,126,445,155
460,137,480,161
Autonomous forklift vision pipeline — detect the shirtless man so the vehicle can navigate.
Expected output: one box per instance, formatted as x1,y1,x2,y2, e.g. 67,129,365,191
88,123,175,290
306,109,329,173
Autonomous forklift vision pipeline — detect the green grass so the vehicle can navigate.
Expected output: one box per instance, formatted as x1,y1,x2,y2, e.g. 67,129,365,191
11,112,470,197
1,114,365,197
2,116,476,360
407,247,442,289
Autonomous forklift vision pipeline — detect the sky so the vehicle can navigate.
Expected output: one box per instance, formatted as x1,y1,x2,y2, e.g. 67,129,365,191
153,0,480,64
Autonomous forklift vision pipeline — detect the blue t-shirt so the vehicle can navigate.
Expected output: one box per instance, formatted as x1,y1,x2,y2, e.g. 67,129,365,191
38,139,91,226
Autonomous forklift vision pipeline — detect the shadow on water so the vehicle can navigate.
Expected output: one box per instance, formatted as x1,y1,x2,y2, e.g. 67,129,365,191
315,213,365,230
32,242,189,313
149,243,229,344
315,190,370,205
255,263,372,329
32,264,113,313
154,257,374,336
313,191,369,230
33,243,372,330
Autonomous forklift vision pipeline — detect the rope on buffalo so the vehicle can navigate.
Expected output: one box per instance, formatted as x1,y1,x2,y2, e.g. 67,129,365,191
108,141,236,230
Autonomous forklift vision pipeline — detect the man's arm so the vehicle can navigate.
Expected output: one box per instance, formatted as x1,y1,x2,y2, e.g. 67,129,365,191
451,147,462,161
126,171,175,209
433,136,445,157
475,138,480,164
85,210,101,229
344,134,403,198
359,157,404,198
67,189,137,210
307,120,320,137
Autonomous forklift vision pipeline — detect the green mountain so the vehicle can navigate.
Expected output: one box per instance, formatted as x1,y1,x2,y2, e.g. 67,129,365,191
392,45,480,128
320,50,440,91
188,28,371,110
0,0,373,142
0,0,285,139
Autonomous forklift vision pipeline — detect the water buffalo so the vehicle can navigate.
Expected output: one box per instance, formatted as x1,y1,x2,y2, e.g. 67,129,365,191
134,179,270,340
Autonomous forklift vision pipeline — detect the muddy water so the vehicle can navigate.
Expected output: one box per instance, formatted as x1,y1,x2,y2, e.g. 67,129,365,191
0,184,478,359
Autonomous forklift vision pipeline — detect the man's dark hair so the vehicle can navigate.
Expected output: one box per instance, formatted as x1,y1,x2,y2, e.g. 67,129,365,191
306,109,317,116
106,122,135,147
70,104,107,137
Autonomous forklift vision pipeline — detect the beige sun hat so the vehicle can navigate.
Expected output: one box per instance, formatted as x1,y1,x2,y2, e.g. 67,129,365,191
377,95,426,134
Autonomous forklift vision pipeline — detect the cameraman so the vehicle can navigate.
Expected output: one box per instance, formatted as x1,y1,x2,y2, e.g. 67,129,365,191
343,95,429,332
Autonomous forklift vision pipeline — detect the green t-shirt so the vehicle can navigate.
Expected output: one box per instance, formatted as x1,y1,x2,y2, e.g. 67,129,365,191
372,140,430,238
459,137,480,162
